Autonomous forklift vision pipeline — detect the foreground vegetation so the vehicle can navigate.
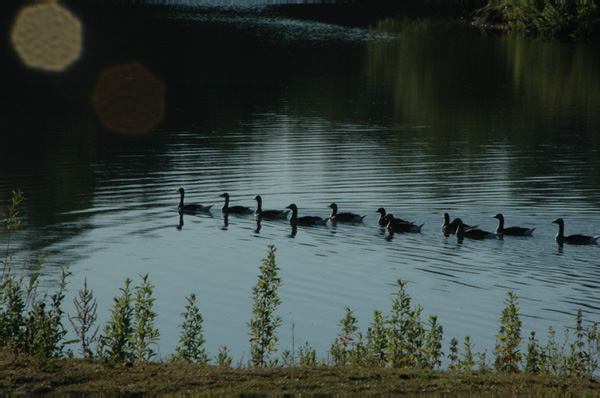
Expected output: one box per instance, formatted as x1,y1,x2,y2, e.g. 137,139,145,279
2,190,600,394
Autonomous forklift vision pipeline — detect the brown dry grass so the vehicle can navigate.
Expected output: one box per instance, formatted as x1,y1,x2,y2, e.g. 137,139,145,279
2,351,599,396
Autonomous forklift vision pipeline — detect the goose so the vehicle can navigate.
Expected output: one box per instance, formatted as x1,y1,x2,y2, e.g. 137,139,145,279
219,193,253,214
176,187,213,213
552,218,599,245
386,214,423,233
254,195,289,219
455,218,496,241
493,214,535,236
328,203,367,223
442,213,476,236
286,204,327,226
376,207,413,227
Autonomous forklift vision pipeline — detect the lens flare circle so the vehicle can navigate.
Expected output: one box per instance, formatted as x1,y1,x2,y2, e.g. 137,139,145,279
10,3,82,71
92,63,165,135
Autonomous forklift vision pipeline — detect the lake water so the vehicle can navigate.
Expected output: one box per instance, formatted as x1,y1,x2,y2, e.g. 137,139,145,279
1,3,600,364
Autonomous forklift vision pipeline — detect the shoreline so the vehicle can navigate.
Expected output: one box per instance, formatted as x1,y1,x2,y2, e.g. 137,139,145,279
2,356,599,395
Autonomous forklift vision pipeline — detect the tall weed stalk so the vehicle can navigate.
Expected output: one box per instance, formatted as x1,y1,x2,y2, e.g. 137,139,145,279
98,277,134,363
133,274,160,362
98,275,160,363
68,277,99,358
248,245,282,368
174,293,208,364
330,306,362,366
494,291,522,373
387,279,427,368
2,190,24,283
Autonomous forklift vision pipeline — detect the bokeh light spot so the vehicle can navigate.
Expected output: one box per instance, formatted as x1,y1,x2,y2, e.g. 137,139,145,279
92,63,165,135
10,3,82,72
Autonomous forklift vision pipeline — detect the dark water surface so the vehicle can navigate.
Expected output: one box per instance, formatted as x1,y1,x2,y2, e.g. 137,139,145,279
1,3,600,362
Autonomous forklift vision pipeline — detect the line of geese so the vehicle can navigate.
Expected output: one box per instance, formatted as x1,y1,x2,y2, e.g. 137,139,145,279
176,188,600,246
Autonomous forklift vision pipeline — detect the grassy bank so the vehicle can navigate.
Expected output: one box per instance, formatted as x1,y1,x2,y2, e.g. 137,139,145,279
2,353,600,395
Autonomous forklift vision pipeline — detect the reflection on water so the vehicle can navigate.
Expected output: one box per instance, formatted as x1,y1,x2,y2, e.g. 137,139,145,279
1,4,600,363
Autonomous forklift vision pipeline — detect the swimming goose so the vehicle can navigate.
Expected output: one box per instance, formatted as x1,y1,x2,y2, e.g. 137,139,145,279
286,204,327,226
441,213,476,236
386,214,423,233
176,187,213,213
219,193,253,214
493,214,535,236
376,208,413,227
328,203,367,223
552,218,599,245
376,207,389,227
455,218,496,240
254,195,289,219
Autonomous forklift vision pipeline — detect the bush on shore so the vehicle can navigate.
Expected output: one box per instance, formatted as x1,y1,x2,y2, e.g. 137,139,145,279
471,2,600,41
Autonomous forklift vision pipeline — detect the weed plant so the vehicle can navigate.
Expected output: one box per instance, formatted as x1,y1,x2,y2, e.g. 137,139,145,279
214,345,233,367
1,191,72,365
98,274,160,364
132,274,160,362
1,190,24,282
247,244,282,368
98,277,135,363
494,291,522,373
330,306,362,366
68,277,99,358
173,293,208,364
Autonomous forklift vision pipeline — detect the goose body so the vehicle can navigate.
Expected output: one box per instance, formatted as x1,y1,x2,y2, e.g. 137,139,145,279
493,214,535,236
176,187,213,213
455,218,496,240
386,214,423,233
442,213,475,236
286,204,327,226
254,195,289,219
328,203,367,223
219,193,253,214
552,218,599,245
